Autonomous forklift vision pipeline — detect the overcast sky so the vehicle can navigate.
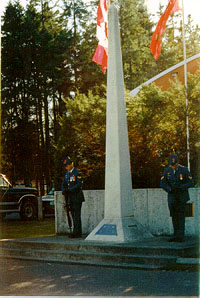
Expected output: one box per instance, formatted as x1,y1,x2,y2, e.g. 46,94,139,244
0,0,200,25
145,0,200,25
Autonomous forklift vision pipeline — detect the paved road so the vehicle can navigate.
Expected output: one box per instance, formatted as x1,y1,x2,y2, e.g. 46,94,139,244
0,259,198,296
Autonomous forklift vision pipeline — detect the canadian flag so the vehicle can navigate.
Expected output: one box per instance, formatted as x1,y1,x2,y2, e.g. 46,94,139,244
92,0,108,74
150,0,180,60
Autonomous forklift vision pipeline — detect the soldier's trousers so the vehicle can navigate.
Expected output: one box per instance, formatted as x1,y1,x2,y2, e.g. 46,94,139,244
71,201,82,236
168,199,186,238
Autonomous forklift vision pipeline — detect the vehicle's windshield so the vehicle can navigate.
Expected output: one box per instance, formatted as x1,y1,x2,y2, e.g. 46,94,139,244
0,174,12,187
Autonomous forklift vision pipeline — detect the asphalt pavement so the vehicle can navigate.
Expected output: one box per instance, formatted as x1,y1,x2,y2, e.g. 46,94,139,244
0,258,198,296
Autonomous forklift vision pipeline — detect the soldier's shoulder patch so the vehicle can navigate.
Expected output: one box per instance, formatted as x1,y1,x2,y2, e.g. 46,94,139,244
161,176,164,180
77,176,82,179
189,176,192,180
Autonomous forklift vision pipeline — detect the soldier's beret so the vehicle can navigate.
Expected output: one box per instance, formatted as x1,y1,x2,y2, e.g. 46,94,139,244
63,156,72,166
169,153,178,165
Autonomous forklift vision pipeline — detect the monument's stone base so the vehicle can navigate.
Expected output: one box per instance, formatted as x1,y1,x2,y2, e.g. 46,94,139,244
55,189,199,237
85,217,153,242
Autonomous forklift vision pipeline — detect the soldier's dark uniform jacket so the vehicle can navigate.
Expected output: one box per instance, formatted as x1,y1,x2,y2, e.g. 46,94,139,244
160,153,193,241
61,168,85,203
61,166,85,237
160,165,193,204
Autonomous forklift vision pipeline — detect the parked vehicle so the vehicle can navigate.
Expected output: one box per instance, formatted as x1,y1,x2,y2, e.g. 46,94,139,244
42,189,54,216
0,174,38,220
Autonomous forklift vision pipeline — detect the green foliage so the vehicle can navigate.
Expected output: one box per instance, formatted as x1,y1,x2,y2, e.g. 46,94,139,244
118,0,156,90
151,10,200,74
54,90,106,189
1,0,200,191
127,75,200,187
54,70,200,189
1,0,71,189
187,69,200,183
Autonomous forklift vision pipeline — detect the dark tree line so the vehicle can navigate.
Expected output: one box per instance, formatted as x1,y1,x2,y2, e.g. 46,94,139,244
54,73,200,190
1,0,200,193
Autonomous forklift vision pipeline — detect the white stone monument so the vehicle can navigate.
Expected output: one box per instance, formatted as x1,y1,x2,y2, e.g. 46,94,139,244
86,4,152,242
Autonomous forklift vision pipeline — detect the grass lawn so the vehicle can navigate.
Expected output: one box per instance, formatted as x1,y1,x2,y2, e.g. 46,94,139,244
0,216,55,240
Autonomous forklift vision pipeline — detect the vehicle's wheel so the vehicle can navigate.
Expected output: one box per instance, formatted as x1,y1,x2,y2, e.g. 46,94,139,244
20,201,36,220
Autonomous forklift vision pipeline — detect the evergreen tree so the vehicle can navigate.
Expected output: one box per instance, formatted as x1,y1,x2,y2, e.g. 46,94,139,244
54,90,106,190
2,0,199,191
2,2,37,185
117,0,156,90
2,0,71,191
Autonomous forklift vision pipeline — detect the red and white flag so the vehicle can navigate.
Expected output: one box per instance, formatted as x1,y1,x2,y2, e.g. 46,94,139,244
92,0,108,74
150,0,180,60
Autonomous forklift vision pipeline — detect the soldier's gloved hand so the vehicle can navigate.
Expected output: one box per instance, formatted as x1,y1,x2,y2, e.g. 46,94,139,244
178,184,184,189
174,182,182,190
175,185,183,192
62,190,70,196
170,185,177,192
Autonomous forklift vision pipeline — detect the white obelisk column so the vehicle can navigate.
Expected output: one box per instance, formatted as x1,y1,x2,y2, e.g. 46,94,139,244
86,4,152,242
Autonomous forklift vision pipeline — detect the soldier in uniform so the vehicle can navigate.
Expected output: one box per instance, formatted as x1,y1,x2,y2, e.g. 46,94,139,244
61,156,85,238
160,153,193,242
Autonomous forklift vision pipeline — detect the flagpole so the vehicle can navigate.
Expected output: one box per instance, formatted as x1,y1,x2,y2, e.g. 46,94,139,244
0,16,2,174
181,0,190,170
